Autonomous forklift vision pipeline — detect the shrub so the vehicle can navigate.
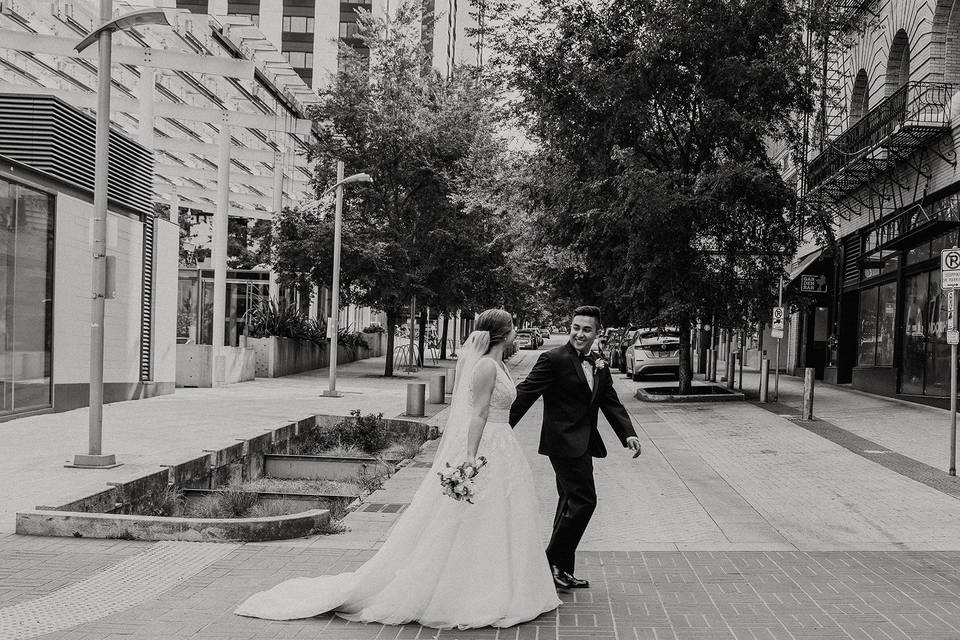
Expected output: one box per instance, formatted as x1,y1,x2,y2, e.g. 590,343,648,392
137,484,184,517
356,467,385,494
298,410,389,456
382,436,422,461
362,324,385,334
246,299,326,345
184,485,258,518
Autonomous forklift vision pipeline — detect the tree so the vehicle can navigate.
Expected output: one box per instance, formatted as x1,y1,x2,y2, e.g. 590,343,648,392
271,0,515,375
489,0,823,392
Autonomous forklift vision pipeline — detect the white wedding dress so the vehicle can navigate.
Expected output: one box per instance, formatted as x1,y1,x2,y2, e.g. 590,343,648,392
235,350,562,629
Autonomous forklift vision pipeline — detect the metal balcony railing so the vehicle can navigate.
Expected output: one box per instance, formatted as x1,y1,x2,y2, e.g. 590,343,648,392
806,81,955,191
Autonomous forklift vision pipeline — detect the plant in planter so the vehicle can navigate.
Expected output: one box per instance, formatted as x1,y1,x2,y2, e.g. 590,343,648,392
298,410,389,456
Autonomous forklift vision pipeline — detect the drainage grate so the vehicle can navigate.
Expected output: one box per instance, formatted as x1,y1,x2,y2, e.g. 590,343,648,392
0,541,237,639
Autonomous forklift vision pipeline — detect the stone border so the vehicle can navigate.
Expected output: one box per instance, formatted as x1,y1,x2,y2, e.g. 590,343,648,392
15,508,328,542
636,385,745,403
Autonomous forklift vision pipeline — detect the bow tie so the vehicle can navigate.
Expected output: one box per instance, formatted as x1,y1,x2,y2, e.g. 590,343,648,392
578,352,595,364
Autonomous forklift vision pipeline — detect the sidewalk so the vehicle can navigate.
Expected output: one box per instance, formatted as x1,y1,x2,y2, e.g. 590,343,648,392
0,353,456,534
7,348,960,638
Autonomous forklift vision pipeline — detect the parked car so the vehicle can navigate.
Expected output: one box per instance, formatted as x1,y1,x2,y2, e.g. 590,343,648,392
539,328,551,339
626,328,681,381
516,329,540,349
614,327,639,373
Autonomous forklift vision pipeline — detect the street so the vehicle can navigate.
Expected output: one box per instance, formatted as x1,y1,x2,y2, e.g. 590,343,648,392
5,337,960,638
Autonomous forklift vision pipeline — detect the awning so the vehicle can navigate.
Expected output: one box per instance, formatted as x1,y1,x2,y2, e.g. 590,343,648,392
786,248,824,284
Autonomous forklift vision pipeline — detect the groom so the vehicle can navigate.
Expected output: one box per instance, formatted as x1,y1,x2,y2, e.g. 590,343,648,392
509,305,641,590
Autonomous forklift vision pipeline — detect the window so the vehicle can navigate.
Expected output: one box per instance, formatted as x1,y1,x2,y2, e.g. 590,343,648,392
886,30,911,96
291,16,307,32
0,177,54,414
282,16,291,30
850,69,869,123
858,287,878,366
858,281,898,366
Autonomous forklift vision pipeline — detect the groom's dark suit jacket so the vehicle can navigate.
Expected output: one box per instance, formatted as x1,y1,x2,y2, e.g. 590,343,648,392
509,343,637,458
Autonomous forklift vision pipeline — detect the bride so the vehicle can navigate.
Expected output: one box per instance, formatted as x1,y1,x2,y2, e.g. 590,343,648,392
235,308,562,629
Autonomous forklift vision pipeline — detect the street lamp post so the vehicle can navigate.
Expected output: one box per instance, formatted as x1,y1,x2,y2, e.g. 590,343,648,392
321,165,372,397
68,2,172,469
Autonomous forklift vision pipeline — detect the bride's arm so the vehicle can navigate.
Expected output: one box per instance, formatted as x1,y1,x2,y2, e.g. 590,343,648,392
465,359,498,460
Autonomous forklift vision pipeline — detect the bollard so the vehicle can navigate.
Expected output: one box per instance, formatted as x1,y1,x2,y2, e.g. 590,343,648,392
406,382,426,417
445,368,456,393
726,355,735,390
429,374,446,404
801,367,815,420
759,358,770,403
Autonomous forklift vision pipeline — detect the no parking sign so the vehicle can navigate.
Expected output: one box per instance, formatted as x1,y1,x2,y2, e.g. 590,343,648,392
771,306,785,339
942,248,960,289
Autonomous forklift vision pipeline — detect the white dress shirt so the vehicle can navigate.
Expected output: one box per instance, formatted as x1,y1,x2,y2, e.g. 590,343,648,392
581,359,594,392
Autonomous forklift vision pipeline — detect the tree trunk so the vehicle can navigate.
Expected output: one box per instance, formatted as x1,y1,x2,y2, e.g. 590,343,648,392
418,307,427,366
678,313,693,395
440,312,449,360
384,311,396,377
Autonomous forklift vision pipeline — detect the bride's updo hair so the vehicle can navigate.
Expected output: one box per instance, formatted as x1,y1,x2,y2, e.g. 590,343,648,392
475,308,514,353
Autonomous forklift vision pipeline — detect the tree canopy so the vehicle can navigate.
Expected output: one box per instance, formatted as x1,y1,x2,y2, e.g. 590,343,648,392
486,0,821,391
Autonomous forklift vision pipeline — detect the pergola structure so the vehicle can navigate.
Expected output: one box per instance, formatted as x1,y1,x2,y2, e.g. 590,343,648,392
0,0,322,351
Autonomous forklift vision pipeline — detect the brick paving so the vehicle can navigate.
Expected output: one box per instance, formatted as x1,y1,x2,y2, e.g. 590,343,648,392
7,346,960,638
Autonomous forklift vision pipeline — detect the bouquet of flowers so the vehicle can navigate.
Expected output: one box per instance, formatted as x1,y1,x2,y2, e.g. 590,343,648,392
438,456,488,503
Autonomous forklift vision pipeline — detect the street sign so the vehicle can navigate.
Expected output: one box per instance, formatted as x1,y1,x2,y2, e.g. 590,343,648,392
771,306,785,339
942,247,960,289
800,274,828,293
949,330,959,345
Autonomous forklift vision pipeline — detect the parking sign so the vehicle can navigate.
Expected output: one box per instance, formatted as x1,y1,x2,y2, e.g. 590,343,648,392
771,306,785,339
942,248,960,289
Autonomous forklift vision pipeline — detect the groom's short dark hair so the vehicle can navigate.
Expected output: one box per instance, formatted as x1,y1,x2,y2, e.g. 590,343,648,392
572,305,602,328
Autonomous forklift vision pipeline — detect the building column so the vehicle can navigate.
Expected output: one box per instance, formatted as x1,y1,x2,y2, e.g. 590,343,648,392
213,115,230,354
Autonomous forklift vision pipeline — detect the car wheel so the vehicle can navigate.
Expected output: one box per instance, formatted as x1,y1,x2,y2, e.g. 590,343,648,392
632,368,642,382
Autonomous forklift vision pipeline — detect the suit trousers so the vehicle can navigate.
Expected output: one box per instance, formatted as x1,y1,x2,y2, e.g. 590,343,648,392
545,452,596,573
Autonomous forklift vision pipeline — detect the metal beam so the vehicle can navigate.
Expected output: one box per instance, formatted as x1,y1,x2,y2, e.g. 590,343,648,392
0,30,256,79
154,136,312,164
155,162,309,189
153,182,276,207
0,83,313,133
155,195,275,220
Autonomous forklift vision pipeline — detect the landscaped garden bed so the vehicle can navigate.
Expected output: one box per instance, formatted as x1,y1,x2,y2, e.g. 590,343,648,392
16,411,434,542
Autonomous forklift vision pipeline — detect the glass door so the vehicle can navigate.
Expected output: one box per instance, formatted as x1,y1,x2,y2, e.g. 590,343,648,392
0,178,54,415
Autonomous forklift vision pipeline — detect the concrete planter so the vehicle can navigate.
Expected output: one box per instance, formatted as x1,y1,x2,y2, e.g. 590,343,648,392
636,384,745,402
175,345,256,388
16,508,328,542
182,488,359,513
16,413,437,541
264,454,395,482
249,336,326,378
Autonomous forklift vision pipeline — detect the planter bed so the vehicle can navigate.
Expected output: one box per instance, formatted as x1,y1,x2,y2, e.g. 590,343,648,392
636,384,745,402
16,508,328,542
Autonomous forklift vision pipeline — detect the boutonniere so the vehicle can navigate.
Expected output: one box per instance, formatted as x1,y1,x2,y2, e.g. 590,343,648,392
594,357,607,371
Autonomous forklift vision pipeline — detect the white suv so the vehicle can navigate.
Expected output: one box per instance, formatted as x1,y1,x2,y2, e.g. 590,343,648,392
626,328,681,381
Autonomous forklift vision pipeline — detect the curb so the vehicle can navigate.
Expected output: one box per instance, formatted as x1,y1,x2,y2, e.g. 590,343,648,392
15,508,329,542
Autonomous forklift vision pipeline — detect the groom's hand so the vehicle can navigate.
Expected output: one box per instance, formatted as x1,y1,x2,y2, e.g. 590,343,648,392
626,436,641,457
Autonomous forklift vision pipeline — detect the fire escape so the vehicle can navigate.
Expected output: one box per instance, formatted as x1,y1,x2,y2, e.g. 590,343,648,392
801,0,958,254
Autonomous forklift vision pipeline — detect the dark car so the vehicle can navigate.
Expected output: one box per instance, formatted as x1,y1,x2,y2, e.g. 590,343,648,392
516,329,540,349
614,327,639,373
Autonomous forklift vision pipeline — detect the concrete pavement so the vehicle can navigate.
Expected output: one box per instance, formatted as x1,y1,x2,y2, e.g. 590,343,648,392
6,340,960,638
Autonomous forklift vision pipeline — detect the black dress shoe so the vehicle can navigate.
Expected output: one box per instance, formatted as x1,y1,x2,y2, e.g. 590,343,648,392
560,570,590,588
550,565,573,590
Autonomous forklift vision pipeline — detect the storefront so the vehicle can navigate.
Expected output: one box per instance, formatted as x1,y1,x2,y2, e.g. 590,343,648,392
812,194,960,405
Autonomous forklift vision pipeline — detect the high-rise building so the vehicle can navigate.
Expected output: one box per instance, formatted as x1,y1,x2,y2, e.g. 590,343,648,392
168,0,482,88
